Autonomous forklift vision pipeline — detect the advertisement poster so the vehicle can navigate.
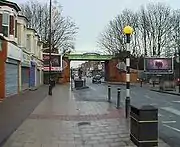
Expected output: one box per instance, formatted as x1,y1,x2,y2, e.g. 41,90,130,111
144,58,173,74
43,54,61,71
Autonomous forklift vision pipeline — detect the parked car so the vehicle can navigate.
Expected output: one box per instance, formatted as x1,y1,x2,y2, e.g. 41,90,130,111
149,78,160,85
87,73,92,78
92,75,101,84
159,80,176,91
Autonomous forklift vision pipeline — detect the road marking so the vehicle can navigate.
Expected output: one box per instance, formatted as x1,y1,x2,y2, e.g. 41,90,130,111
150,103,157,106
172,101,180,103
161,107,180,116
145,95,151,99
163,124,180,133
162,121,176,124
88,86,96,91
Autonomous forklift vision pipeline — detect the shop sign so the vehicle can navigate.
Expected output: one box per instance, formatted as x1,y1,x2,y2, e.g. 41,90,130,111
43,54,61,71
22,51,31,66
7,42,21,61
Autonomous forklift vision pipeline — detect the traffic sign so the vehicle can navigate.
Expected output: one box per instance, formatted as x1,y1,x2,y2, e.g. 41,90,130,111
116,62,126,71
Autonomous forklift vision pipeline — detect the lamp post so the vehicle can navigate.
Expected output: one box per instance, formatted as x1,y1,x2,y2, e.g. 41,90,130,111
174,35,180,93
177,48,180,93
123,26,134,118
48,0,52,95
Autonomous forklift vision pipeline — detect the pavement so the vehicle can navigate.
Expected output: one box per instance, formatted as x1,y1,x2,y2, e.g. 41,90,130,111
1,82,169,147
76,78,180,147
149,85,180,96
0,85,48,147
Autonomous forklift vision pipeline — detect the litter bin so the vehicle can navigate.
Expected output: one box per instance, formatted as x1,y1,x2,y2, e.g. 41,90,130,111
74,79,84,88
130,105,158,147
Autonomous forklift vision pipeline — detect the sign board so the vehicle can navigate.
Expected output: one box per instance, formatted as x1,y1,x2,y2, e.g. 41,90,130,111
7,42,21,61
144,57,173,74
65,53,114,61
43,54,61,71
62,60,68,70
116,62,126,71
98,64,102,70
34,58,43,69
21,51,31,66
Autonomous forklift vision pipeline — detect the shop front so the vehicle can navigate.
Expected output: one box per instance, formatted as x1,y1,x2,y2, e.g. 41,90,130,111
29,58,36,89
36,59,42,87
0,38,7,99
5,42,21,97
21,51,31,90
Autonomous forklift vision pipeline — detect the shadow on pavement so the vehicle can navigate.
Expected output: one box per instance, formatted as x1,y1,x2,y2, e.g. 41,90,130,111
0,85,48,147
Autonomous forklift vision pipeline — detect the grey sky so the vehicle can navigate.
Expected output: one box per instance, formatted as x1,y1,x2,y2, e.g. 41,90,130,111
12,0,179,54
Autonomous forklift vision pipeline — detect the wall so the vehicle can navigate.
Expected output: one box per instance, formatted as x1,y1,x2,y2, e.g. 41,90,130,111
0,5,19,43
107,58,138,83
59,58,138,84
17,16,27,48
58,57,70,83
0,39,7,100
104,61,109,81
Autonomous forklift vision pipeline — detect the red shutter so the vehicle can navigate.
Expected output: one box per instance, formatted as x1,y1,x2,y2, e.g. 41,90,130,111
9,15,14,35
0,14,2,34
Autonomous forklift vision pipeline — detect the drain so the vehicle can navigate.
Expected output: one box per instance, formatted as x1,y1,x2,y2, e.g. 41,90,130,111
78,122,91,126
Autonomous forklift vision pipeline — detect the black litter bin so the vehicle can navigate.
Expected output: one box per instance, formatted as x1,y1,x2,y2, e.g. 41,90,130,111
74,79,84,88
130,105,158,147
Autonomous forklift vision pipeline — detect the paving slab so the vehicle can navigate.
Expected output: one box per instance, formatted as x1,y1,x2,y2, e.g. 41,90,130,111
0,85,48,147
2,84,170,147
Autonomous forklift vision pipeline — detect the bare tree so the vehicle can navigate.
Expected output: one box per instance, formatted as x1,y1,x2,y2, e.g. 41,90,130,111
145,3,172,56
98,9,141,57
171,10,180,55
20,0,78,53
98,2,175,58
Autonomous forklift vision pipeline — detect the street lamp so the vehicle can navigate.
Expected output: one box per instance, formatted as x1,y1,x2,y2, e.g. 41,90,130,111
123,25,134,118
175,47,180,93
174,35,180,93
48,0,52,96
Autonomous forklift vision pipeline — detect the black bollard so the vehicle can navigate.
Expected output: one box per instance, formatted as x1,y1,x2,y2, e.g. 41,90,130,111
71,79,73,91
116,88,121,109
48,84,52,95
125,97,130,118
108,86,111,102
140,80,142,87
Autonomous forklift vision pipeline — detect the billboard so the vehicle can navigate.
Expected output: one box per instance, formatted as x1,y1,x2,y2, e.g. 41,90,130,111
144,58,173,74
43,53,61,71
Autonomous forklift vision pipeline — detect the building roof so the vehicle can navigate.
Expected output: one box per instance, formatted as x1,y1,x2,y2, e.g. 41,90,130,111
0,0,21,12
27,28,37,33
18,15,29,22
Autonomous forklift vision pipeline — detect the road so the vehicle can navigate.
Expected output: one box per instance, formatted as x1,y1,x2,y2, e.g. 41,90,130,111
73,78,180,147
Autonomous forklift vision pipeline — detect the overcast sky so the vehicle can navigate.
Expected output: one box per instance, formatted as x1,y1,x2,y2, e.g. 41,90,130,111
12,0,179,67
